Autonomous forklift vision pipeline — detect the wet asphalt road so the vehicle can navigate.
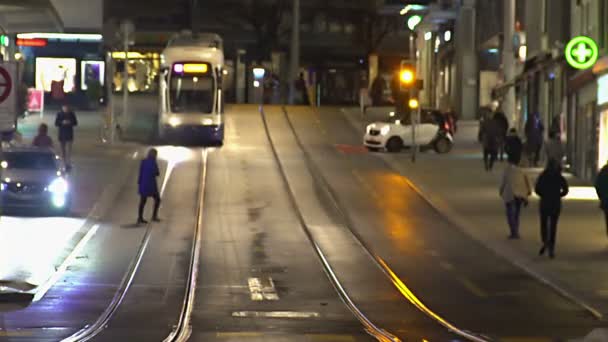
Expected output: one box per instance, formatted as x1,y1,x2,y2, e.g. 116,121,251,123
0,103,604,341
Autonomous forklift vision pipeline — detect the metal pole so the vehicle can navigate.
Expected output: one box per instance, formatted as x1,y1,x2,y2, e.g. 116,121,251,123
410,34,417,163
503,0,516,126
122,31,129,133
288,0,300,104
106,51,115,143
191,0,199,35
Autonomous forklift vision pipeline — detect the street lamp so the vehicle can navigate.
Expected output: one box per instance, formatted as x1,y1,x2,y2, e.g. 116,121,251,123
253,67,265,108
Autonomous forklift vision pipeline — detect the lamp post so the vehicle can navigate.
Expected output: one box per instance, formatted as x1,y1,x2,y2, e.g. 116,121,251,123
253,67,266,110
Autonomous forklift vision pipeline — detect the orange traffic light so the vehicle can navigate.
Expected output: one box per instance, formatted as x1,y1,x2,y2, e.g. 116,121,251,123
400,69,415,84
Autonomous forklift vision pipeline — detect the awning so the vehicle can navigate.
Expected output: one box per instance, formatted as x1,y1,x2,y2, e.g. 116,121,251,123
0,0,63,34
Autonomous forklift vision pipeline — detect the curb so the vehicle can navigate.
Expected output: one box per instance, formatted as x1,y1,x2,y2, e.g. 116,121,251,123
340,107,605,321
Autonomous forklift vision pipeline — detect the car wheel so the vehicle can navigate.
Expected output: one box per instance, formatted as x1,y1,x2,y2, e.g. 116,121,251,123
386,137,403,153
434,137,453,154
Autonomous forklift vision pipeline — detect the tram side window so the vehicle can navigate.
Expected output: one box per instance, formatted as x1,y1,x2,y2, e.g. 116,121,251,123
170,75,214,113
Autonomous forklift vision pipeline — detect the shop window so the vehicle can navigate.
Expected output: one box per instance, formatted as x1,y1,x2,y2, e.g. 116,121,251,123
81,61,105,90
35,57,76,93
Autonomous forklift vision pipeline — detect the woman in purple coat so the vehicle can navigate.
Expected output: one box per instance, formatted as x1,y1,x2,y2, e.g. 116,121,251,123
137,148,161,224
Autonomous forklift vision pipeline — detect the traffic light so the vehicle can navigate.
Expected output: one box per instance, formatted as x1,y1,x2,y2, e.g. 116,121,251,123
408,98,419,109
399,60,415,91
0,35,9,47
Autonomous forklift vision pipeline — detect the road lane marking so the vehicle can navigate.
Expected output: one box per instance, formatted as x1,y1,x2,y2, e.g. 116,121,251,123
248,277,279,301
426,250,441,257
456,276,488,298
33,224,100,302
439,261,454,271
216,332,261,338
232,311,320,318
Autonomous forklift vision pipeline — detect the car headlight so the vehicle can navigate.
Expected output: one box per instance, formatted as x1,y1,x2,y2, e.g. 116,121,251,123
366,124,376,134
380,125,390,135
0,182,6,191
168,116,181,127
48,177,69,195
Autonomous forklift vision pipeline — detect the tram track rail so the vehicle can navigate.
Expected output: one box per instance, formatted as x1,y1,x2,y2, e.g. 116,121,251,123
60,149,208,342
261,106,490,342
259,106,400,342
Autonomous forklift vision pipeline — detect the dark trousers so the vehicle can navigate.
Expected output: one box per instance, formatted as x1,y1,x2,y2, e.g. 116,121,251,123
528,144,542,167
540,207,560,253
506,199,522,237
138,193,160,220
483,148,497,171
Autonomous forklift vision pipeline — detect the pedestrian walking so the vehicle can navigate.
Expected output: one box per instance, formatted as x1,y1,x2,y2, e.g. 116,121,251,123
535,159,569,258
504,128,523,163
137,148,161,224
595,162,608,237
525,113,544,167
32,123,54,148
494,111,509,161
479,115,500,171
544,131,564,166
500,152,532,239
54,104,78,170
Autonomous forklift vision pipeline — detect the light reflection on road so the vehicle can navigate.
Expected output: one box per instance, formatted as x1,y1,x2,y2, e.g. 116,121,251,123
0,216,85,287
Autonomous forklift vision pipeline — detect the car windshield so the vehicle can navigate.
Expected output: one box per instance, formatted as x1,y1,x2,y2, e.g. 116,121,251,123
2,152,57,170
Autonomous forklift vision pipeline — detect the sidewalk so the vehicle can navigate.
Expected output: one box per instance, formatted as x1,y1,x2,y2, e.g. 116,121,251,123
342,107,608,321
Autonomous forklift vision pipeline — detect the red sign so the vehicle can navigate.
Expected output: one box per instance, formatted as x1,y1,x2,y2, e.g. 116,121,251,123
16,38,47,47
27,88,44,112
0,67,12,103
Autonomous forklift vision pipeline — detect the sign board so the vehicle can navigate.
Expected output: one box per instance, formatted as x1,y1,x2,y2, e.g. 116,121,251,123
27,88,44,112
565,36,599,70
0,63,17,133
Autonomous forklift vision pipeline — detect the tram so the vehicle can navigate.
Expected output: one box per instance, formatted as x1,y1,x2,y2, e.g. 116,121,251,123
158,32,224,144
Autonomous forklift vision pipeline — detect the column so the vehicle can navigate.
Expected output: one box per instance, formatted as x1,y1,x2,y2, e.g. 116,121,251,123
455,0,478,119
235,49,246,104
503,0,516,125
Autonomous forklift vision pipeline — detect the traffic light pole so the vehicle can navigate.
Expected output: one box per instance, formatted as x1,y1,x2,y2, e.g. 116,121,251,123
409,34,417,163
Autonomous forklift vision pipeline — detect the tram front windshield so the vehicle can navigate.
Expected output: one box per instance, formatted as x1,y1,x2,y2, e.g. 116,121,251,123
170,74,214,114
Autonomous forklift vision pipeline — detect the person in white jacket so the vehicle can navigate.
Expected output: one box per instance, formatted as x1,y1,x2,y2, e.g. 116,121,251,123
500,154,532,239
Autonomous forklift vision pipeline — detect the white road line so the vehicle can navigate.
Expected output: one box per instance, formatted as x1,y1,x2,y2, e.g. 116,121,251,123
232,311,320,319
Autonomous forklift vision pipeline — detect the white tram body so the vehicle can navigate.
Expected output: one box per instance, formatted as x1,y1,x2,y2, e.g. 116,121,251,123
158,33,225,143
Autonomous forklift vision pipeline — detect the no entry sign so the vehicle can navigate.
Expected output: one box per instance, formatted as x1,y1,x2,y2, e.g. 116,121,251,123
0,63,17,133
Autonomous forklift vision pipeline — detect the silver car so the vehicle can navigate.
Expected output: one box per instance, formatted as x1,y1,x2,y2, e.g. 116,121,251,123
0,147,71,214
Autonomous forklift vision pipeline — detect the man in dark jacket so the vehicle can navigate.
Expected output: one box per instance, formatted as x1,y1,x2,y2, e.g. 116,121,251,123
480,117,500,171
54,104,78,170
535,159,569,258
595,162,608,237
138,148,161,224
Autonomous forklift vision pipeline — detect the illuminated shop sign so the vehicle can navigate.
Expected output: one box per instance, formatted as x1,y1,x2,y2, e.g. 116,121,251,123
565,36,599,70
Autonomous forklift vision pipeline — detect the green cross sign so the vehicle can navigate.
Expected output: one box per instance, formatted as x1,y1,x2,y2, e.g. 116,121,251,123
565,36,599,70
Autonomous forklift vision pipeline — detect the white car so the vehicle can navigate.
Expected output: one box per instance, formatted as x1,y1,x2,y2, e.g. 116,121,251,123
364,109,453,153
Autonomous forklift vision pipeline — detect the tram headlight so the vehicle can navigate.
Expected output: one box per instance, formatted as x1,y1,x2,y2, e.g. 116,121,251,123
168,116,182,127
